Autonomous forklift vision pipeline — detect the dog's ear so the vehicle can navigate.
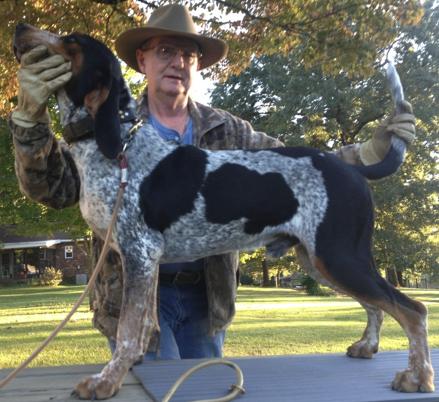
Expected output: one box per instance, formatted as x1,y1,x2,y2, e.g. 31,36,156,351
85,80,122,159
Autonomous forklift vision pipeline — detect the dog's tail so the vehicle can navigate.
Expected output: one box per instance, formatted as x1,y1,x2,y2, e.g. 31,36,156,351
354,62,408,181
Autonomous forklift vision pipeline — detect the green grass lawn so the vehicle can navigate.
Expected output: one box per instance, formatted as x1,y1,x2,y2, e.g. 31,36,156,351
0,285,438,368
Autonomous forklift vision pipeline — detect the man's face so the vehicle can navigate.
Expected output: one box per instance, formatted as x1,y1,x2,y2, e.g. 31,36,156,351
136,36,201,99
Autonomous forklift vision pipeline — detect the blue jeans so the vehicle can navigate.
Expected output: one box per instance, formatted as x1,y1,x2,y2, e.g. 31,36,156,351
145,281,225,360
109,280,225,360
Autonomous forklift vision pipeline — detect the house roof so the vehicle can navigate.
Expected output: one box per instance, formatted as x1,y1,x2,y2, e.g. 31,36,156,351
0,226,75,250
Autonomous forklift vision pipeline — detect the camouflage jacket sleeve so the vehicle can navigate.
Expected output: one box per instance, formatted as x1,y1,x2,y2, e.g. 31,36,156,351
219,106,363,163
9,119,80,209
191,101,284,150
224,110,363,164
224,112,284,150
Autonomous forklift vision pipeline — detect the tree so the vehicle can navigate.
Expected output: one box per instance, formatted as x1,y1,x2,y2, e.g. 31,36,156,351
211,1,438,285
211,52,390,149
239,248,299,287
0,0,432,244
0,0,423,117
0,0,146,116
186,0,423,77
370,1,439,285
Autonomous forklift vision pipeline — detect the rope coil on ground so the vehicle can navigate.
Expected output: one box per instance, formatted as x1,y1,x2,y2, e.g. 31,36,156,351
159,359,245,402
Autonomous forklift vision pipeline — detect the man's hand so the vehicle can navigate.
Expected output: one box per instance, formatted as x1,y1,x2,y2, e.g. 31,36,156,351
359,100,416,165
11,45,72,128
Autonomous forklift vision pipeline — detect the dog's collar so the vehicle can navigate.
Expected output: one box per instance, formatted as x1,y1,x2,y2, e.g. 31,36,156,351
63,115,95,144
63,107,138,145
119,107,137,123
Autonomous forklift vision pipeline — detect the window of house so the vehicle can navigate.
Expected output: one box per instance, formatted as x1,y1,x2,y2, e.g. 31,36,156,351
65,245,74,259
39,248,47,260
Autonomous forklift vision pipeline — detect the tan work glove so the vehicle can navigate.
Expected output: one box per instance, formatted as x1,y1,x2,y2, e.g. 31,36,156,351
11,45,72,128
359,100,416,165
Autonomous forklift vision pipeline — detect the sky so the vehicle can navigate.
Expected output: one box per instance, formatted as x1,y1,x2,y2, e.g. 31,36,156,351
191,71,215,105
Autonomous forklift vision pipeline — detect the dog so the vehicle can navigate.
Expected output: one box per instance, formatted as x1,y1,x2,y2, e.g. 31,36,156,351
13,24,434,399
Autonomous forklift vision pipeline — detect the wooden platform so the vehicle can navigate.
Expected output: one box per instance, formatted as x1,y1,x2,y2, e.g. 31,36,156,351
0,350,438,401
0,365,147,402
133,350,439,402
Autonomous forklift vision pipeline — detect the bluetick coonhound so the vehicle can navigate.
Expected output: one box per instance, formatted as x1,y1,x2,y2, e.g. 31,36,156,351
13,24,434,399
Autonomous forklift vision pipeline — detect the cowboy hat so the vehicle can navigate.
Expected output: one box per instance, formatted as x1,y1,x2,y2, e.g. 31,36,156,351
115,4,228,71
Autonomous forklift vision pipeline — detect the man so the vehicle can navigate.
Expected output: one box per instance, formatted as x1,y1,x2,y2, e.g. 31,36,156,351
10,4,415,361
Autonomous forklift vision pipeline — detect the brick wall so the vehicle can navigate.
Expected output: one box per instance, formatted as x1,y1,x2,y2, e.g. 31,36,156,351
53,241,89,279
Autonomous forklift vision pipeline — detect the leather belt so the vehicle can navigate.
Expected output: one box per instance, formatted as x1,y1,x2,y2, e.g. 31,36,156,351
159,271,204,286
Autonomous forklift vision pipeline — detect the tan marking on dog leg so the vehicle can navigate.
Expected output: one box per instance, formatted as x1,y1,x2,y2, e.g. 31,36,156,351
378,298,435,393
310,254,434,392
347,302,383,358
295,246,336,289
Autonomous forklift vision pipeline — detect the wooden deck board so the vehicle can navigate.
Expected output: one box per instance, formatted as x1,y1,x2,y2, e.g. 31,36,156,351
1,350,438,401
132,350,439,402
0,365,150,402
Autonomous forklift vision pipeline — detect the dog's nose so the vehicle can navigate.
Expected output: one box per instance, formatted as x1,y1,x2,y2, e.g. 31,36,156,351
15,23,30,36
13,23,32,61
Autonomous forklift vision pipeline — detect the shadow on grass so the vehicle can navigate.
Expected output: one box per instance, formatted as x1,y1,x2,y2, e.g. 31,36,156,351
0,287,85,306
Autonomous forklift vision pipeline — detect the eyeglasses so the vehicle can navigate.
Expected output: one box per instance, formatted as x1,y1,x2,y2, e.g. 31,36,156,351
141,44,201,65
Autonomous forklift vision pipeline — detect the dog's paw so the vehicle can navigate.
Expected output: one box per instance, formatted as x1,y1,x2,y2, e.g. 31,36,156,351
346,340,378,359
72,374,120,400
392,368,435,393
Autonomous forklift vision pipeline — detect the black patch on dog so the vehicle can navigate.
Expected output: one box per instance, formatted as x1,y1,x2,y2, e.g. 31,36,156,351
139,146,208,232
201,163,299,234
271,146,409,306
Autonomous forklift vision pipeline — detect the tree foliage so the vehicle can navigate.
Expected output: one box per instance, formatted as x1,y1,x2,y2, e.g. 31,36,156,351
239,248,300,286
0,0,433,252
0,0,146,116
370,1,439,283
196,0,423,77
211,52,390,149
0,0,423,116
212,1,438,284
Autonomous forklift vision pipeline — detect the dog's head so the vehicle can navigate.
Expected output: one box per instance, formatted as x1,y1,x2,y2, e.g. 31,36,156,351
14,23,130,159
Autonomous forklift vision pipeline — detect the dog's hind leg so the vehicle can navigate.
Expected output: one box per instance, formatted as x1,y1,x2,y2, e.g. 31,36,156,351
311,250,435,393
74,227,163,400
296,245,384,358
346,301,383,358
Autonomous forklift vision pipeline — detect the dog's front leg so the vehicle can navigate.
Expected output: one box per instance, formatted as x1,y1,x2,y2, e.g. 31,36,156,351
74,235,162,400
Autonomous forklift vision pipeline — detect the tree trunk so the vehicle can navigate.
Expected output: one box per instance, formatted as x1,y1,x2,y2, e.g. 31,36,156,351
386,267,400,287
396,270,404,287
276,270,282,288
262,258,270,287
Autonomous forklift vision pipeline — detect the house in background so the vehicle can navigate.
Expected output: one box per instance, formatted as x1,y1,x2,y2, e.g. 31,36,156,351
0,226,89,284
